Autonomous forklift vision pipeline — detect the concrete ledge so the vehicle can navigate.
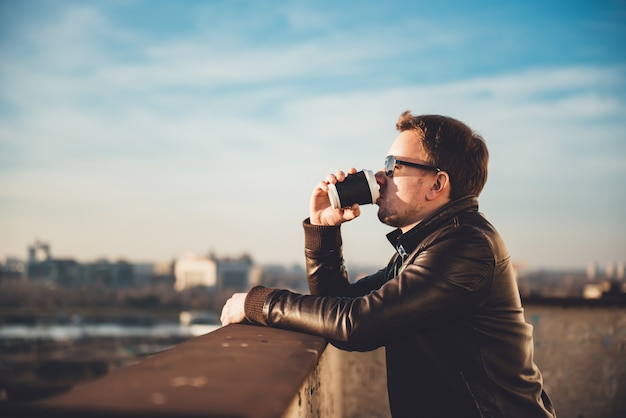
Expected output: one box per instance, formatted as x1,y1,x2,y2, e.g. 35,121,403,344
1,324,327,418
3,302,625,418
523,296,626,307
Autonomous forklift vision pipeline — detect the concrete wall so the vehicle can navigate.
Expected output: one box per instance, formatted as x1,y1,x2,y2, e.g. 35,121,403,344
293,302,626,418
5,302,624,418
528,303,626,418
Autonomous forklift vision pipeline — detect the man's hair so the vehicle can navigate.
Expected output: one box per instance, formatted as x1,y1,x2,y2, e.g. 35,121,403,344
396,111,489,200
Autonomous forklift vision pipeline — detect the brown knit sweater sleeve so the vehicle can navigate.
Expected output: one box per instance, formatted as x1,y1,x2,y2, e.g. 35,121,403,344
244,286,276,325
303,218,342,251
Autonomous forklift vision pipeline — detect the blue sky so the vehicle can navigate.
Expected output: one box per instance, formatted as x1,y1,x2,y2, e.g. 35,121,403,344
1,0,625,271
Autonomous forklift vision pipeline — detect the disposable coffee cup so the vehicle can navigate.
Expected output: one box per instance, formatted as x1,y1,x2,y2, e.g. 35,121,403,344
328,170,380,209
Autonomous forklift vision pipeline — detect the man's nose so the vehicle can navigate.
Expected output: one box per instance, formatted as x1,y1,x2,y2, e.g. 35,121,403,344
374,169,386,186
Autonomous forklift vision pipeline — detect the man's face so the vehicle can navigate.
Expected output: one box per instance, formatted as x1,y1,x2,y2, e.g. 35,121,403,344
375,130,438,232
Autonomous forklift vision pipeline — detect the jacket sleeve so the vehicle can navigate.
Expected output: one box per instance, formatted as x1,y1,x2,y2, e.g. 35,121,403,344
303,219,389,297
247,222,497,352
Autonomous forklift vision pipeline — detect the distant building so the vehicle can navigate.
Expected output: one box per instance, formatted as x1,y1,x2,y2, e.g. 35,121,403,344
0,257,26,281
21,240,138,286
252,263,307,292
617,262,625,280
518,261,626,301
605,261,625,280
173,253,253,293
174,255,218,291
217,254,253,292
28,240,51,263
586,262,599,280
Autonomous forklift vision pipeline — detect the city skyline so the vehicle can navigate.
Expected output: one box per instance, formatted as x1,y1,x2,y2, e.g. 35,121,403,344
4,235,625,277
1,1,625,270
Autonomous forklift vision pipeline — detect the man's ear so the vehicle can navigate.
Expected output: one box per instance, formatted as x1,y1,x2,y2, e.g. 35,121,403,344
426,172,450,200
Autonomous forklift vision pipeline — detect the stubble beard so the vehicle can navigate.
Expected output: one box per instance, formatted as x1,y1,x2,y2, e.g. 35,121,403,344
377,200,421,230
377,205,403,228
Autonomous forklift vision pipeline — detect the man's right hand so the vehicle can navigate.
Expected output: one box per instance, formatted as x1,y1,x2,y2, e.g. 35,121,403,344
309,169,361,226
220,293,248,326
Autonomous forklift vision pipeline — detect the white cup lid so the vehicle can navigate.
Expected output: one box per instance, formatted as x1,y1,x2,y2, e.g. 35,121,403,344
363,170,380,202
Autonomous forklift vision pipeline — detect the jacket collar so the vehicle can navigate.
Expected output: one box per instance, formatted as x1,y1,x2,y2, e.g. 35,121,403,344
386,196,479,258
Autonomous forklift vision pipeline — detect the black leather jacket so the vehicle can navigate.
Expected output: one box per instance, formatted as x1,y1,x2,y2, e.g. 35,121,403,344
247,196,555,417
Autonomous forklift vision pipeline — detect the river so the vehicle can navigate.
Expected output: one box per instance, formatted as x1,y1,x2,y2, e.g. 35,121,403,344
0,322,221,340
0,320,222,403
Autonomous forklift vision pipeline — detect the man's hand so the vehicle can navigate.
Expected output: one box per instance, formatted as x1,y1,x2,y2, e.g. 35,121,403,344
310,168,361,226
220,293,248,326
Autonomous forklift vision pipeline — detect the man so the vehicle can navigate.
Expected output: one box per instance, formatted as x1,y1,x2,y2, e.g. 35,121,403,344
221,111,556,417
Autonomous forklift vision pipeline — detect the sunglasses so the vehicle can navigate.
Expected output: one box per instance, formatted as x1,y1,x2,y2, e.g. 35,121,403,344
385,155,441,177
